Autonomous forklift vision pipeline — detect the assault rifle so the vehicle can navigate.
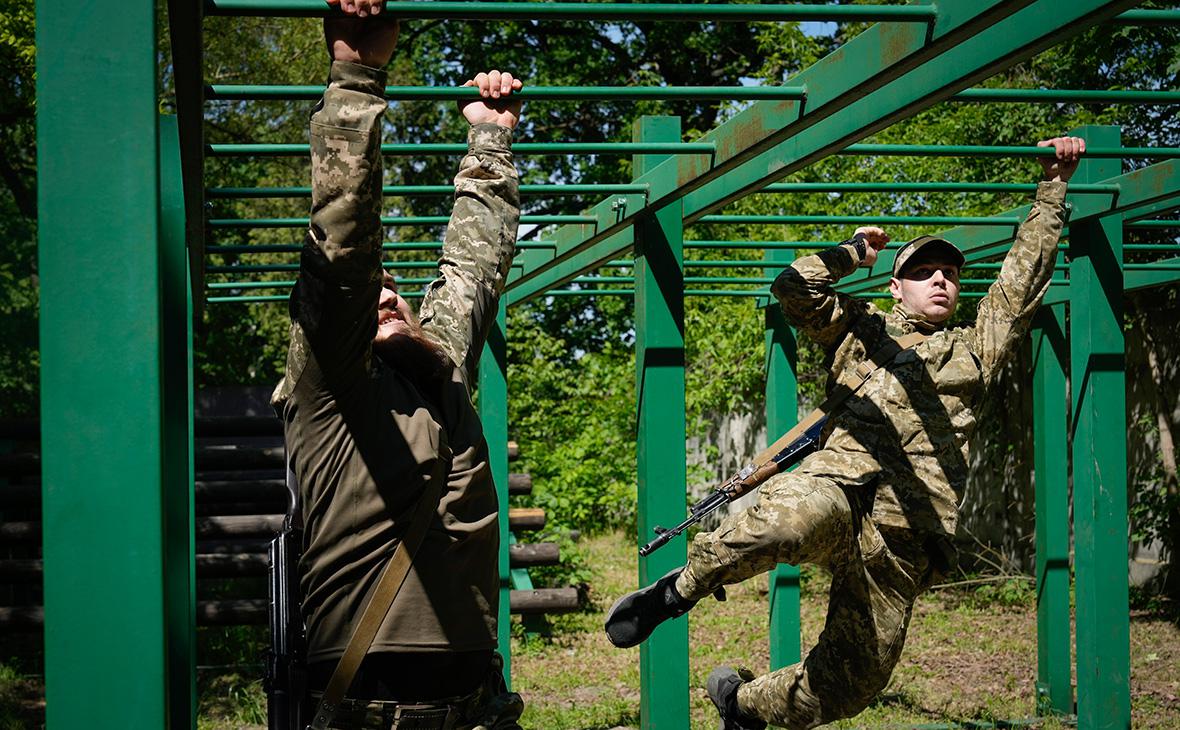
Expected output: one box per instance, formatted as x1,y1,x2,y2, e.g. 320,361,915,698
639,418,826,557
266,459,308,730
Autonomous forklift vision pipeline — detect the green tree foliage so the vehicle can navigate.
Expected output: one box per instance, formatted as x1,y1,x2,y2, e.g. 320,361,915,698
11,5,1180,545
0,0,36,417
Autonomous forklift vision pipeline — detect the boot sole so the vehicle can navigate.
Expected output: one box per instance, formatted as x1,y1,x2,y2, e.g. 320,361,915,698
603,567,684,648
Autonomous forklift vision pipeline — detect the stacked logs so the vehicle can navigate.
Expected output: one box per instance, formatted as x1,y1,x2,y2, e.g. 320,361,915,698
0,416,577,630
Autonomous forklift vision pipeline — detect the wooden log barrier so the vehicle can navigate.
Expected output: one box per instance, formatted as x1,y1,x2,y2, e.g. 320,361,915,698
0,587,580,630
508,507,545,531
0,474,532,507
0,541,560,582
1,508,545,544
507,472,532,495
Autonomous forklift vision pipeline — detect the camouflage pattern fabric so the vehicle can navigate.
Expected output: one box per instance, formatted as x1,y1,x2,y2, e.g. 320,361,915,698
419,124,520,390
677,183,1068,728
677,468,934,727
315,655,525,729
770,181,1068,537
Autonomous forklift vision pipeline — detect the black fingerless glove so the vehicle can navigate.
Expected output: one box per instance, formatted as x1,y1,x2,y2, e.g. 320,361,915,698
844,233,867,261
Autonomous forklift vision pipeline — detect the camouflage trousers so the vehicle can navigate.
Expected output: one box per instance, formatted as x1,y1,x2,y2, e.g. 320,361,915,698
311,654,525,730
677,469,939,730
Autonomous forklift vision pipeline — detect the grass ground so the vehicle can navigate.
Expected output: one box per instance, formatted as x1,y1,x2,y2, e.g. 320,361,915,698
2,530,1178,728
511,531,1180,730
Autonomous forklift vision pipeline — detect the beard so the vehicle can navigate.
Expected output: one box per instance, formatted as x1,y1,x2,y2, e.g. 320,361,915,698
374,322,453,393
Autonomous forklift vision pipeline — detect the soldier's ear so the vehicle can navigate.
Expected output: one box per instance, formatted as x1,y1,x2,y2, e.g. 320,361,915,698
889,277,902,300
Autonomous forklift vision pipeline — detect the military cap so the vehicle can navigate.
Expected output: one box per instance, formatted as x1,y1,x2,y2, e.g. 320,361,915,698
892,235,965,277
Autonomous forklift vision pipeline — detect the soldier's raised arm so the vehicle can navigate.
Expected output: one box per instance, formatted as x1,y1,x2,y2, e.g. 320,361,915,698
418,71,522,391
273,14,399,402
770,226,887,348
971,136,1083,382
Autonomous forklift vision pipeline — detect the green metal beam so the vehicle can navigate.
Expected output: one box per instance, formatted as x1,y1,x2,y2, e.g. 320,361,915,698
1113,8,1180,24
207,141,1180,159
765,250,801,671
698,214,1023,226
38,1,183,725
209,215,592,228
952,88,1180,104
208,142,716,157
1123,256,1180,291
209,288,824,303
207,184,649,198
477,303,512,686
204,0,941,22
1068,126,1131,730
686,241,840,250
1031,303,1071,717
1039,255,1180,306
632,116,690,730
206,241,557,253
837,143,1180,159
208,84,1180,105
207,262,439,273
208,84,807,102
160,115,198,730
165,0,207,316
1127,218,1180,228
503,0,1141,304
758,182,1120,194
837,159,1180,295
206,181,1124,199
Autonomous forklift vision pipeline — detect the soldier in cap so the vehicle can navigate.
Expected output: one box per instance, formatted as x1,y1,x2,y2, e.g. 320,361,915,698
271,1,525,726
605,137,1085,729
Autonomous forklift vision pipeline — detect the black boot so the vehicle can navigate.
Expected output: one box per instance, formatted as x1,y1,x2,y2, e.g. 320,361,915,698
604,567,697,648
707,666,767,730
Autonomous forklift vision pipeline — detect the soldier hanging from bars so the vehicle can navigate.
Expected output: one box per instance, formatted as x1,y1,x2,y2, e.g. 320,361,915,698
605,136,1085,730
272,0,527,726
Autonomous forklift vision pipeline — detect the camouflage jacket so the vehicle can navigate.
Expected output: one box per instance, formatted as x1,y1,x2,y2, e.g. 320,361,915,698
771,182,1069,536
271,61,519,662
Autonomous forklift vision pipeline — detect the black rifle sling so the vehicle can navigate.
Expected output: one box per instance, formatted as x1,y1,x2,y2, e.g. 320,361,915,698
308,440,452,730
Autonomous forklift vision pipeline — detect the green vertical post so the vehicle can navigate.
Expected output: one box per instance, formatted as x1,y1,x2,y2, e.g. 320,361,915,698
1031,302,1071,716
1069,125,1130,729
764,254,801,670
634,115,690,730
37,1,177,725
479,301,512,685
160,115,197,729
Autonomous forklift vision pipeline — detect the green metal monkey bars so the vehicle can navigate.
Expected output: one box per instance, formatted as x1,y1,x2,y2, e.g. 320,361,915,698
33,1,1180,729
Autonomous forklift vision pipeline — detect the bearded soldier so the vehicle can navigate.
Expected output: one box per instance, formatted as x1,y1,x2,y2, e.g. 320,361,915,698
606,137,1085,729
271,1,526,726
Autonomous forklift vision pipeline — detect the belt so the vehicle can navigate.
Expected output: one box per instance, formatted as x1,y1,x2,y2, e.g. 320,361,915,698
308,693,462,730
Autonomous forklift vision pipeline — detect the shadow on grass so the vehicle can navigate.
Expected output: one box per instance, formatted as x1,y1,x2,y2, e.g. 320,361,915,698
1129,590,1179,627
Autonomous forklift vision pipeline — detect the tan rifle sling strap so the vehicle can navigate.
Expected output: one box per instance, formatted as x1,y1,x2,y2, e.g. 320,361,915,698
735,331,929,494
308,444,451,730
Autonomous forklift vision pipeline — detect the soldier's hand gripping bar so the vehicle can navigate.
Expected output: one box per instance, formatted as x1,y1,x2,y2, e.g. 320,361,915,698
639,418,827,557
